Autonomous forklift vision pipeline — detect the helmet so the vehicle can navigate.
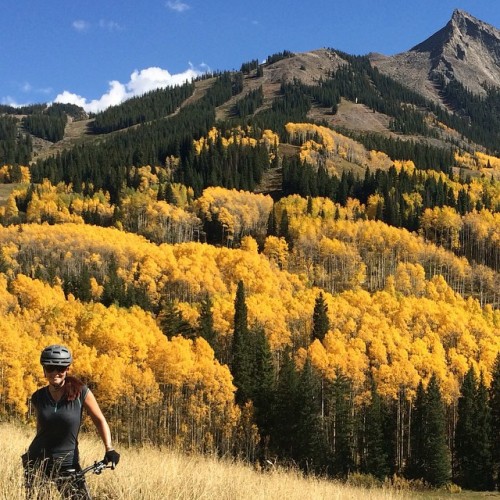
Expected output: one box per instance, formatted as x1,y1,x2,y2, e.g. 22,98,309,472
40,345,73,366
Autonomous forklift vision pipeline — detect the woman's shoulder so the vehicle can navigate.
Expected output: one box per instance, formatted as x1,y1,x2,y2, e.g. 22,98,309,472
31,386,47,401
82,384,90,398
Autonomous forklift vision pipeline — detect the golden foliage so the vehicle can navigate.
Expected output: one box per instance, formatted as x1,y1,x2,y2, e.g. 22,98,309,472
193,187,273,240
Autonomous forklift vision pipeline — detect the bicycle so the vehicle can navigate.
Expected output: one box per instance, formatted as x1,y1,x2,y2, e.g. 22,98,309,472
70,459,115,478
23,456,114,500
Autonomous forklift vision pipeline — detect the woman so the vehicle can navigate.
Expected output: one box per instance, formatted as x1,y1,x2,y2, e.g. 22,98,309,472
23,344,120,499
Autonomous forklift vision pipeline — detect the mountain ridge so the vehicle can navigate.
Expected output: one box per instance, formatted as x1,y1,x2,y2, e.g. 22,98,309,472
369,9,500,102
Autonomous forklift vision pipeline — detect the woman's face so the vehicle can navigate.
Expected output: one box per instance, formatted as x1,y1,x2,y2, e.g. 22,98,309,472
43,365,69,387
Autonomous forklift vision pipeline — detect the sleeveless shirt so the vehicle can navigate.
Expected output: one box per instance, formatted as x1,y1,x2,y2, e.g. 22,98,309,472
28,385,89,467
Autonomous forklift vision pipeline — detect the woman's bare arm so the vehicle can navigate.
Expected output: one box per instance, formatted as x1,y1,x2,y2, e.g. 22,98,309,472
83,390,114,451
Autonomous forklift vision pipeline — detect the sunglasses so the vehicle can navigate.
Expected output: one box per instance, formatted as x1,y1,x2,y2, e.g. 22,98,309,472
44,365,69,373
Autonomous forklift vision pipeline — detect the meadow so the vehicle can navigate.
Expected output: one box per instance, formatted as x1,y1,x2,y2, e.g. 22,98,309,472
3,422,498,500
0,422,405,500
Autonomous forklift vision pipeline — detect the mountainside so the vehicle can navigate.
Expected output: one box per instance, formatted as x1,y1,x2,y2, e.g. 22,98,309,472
369,9,500,103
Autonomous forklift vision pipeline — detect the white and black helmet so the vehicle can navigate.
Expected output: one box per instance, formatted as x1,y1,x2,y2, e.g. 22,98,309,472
40,344,73,366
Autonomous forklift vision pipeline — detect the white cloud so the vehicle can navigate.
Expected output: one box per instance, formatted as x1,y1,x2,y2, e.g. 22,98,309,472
1,96,27,107
98,19,124,31
72,20,90,32
73,19,123,33
166,1,190,13
53,65,205,113
21,82,52,95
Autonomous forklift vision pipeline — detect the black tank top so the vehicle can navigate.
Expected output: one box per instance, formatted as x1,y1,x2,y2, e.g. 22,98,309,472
28,385,89,467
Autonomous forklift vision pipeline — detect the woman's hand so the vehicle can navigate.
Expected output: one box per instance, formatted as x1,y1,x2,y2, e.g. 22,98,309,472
103,449,120,469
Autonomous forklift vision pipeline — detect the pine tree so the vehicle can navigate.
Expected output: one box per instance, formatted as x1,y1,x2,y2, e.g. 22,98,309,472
312,291,329,342
251,326,275,440
422,375,451,487
362,380,390,480
454,368,494,490
232,280,253,405
295,357,327,473
407,381,426,480
77,264,92,302
271,350,299,459
279,208,290,246
198,293,216,348
327,372,354,478
491,353,500,490
101,254,126,306
266,205,277,237
475,374,494,490
158,299,193,339
454,368,476,488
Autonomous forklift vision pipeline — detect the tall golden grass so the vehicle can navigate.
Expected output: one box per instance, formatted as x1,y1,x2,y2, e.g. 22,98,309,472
0,422,419,500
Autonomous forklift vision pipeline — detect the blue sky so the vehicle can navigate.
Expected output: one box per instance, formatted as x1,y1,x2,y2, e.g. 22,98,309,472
2,1,498,112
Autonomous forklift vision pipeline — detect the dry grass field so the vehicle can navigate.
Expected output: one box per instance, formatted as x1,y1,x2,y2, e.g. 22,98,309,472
2,422,498,500
0,422,419,500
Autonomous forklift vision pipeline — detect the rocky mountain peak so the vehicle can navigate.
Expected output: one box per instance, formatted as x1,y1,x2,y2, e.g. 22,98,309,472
370,10,500,102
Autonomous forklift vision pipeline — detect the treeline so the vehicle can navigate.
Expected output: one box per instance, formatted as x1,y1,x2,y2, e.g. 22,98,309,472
185,138,270,196
329,50,499,154
240,59,263,77
432,74,500,154
233,86,264,118
244,62,453,173
266,50,295,65
282,159,482,231
22,105,67,142
343,131,454,172
91,82,196,134
0,102,85,119
31,72,246,202
0,116,32,165
249,82,311,135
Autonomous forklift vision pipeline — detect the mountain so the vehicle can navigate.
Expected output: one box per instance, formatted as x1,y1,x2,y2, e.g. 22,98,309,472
0,9,499,196
369,9,500,103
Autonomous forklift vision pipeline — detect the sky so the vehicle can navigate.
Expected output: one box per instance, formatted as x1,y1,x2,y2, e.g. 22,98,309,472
2,1,498,113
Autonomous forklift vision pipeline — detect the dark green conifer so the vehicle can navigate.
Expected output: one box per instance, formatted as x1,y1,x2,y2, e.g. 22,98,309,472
423,375,451,487
407,381,426,480
491,353,500,490
271,350,299,459
295,357,327,472
454,368,494,490
251,325,276,456
312,291,329,342
158,299,193,339
101,254,126,307
232,280,253,404
198,294,216,347
362,380,389,480
327,372,354,478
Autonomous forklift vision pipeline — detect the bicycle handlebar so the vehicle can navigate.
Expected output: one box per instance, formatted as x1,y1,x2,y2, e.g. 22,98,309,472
74,460,113,478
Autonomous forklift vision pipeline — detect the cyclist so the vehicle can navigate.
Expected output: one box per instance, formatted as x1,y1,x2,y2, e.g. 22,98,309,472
22,344,120,499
